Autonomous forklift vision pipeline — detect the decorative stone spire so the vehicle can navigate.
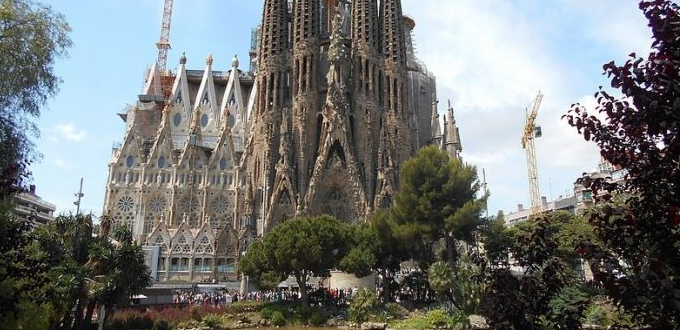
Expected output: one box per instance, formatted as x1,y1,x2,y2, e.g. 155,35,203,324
380,0,407,68
430,98,442,147
179,52,187,65
258,0,290,61
206,54,213,67
444,100,462,158
351,0,380,51
231,54,239,68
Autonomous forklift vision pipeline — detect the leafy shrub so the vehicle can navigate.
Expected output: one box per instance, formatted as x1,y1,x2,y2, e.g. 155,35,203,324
391,315,431,330
309,311,326,326
260,307,274,320
229,301,265,313
271,311,286,327
582,304,607,327
349,288,378,323
296,305,312,321
202,314,223,329
426,309,453,328
383,302,408,319
151,319,171,330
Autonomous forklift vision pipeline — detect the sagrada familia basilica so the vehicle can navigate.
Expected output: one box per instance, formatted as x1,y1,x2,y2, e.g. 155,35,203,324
103,0,462,281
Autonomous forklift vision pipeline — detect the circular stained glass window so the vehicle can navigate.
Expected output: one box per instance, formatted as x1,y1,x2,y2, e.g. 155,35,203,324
201,113,209,128
173,113,182,126
117,196,135,212
157,156,166,168
126,155,134,167
149,197,167,213
212,196,230,214
219,158,228,171
181,197,199,213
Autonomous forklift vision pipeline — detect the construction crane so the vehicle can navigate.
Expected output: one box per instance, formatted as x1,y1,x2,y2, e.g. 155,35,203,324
522,91,544,215
156,0,174,100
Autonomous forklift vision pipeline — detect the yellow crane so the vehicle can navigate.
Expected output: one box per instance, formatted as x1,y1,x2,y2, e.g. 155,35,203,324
522,91,543,215
156,0,175,100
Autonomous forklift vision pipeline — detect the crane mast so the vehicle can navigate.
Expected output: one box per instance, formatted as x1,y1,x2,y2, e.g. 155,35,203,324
522,91,543,215
156,0,174,100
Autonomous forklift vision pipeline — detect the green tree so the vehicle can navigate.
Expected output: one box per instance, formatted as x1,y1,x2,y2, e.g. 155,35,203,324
481,211,514,266
482,212,592,330
564,1,680,327
391,145,486,269
0,0,72,197
239,215,349,306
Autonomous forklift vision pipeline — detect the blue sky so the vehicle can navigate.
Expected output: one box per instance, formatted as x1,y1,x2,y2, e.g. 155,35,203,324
33,0,651,217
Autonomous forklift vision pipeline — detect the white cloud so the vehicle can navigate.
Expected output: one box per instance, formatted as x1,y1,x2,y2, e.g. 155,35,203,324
53,122,87,142
53,158,71,169
401,0,651,214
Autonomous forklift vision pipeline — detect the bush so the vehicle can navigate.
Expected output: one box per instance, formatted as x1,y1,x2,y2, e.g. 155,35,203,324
229,300,265,313
309,311,326,326
271,310,286,327
349,288,378,324
583,304,607,327
260,307,274,320
426,309,453,328
152,319,171,330
383,302,408,319
202,314,223,329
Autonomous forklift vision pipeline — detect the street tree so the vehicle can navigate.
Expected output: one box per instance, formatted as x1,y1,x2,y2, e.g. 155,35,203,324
391,145,486,269
564,0,680,327
0,0,72,197
239,215,349,306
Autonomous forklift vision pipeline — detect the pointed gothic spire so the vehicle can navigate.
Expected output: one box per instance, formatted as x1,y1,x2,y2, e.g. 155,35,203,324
259,0,290,61
444,100,462,158
292,0,321,42
352,0,380,50
380,0,407,67
430,98,442,147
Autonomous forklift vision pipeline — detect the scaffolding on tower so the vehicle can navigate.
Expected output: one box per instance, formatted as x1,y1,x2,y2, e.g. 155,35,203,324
522,91,544,215
156,0,175,101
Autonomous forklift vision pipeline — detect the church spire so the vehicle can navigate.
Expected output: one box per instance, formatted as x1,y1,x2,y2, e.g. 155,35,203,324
380,0,407,69
259,0,290,61
430,98,442,147
444,100,462,158
352,0,380,52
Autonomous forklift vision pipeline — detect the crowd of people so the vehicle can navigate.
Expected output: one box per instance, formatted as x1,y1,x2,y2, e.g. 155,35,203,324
172,286,364,306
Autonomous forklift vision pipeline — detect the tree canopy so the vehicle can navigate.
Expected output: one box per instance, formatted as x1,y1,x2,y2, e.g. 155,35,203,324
239,215,357,306
391,145,486,268
0,0,72,197
564,0,680,327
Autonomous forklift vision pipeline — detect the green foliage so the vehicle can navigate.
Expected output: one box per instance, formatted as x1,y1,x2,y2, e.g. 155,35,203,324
151,318,172,330
270,310,286,327
482,212,593,330
0,0,72,196
349,288,379,324
449,257,485,315
259,307,274,320
392,145,485,267
548,285,590,329
428,261,454,297
481,212,513,266
202,314,223,329
582,304,607,327
309,311,326,326
383,302,408,319
239,215,353,305
426,309,454,328
563,1,680,327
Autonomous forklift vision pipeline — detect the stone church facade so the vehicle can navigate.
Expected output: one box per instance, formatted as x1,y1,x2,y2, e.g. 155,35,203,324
103,0,462,282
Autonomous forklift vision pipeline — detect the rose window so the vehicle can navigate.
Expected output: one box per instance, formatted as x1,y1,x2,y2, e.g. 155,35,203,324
149,197,167,213
117,196,135,212
212,196,230,214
